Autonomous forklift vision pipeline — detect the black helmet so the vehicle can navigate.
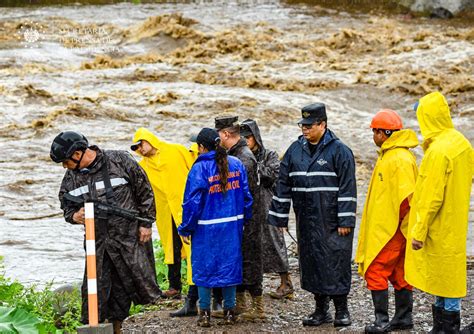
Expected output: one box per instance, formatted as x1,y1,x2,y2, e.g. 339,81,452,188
50,131,88,163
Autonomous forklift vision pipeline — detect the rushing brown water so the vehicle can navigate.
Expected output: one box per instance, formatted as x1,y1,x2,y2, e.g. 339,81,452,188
0,1,472,286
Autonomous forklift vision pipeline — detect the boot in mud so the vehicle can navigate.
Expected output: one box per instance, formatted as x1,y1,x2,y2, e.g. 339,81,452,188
197,309,211,327
240,295,265,322
302,294,332,326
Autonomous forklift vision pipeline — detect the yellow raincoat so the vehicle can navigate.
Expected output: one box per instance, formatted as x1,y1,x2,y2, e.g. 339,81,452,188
133,128,197,284
356,129,419,276
189,142,199,161
405,92,473,298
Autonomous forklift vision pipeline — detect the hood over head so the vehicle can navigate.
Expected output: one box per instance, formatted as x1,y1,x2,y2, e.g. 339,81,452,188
415,91,454,140
240,119,264,150
131,128,162,155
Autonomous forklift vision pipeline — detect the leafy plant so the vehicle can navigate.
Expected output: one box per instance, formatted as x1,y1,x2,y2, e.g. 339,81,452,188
153,240,189,294
0,306,47,334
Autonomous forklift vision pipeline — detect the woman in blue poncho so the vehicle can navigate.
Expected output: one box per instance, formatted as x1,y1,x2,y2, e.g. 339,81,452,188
178,128,253,327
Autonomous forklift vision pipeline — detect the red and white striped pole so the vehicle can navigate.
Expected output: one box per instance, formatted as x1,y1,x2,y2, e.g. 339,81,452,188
84,202,99,327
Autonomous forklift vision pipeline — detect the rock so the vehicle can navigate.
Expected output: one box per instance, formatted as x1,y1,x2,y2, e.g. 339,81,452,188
398,0,474,16
430,7,454,18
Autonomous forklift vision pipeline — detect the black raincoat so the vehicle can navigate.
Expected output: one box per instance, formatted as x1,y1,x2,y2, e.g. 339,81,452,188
228,139,263,286
268,130,356,295
243,120,289,273
58,146,162,322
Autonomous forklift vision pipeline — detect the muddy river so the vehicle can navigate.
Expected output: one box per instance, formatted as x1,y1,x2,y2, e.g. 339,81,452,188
0,1,472,287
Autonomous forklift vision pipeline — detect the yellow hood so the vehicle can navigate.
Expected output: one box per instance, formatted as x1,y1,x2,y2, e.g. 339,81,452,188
380,129,419,154
189,142,199,154
132,127,162,154
416,91,454,141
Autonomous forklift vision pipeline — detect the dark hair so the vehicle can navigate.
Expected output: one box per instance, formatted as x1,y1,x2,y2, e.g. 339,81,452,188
222,124,240,137
215,144,229,194
196,128,229,194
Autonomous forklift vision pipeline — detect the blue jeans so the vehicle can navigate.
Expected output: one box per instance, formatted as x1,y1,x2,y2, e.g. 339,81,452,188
435,296,461,312
198,286,236,310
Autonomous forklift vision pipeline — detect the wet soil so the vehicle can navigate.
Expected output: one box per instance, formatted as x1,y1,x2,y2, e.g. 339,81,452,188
122,259,474,333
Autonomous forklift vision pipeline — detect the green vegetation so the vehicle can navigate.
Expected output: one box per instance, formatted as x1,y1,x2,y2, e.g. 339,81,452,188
0,255,82,333
0,240,190,333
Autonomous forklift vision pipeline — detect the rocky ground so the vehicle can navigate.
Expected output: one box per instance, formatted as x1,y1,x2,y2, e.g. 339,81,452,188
123,254,474,333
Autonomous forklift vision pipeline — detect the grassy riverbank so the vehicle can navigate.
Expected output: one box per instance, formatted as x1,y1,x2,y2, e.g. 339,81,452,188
0,241,188,333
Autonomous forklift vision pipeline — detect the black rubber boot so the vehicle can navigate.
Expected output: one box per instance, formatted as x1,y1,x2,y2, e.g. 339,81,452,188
169,297,198,317
388,288,413,331
429,305,444,334
461,322,474,334
442,310,460,334
332,294,352,327
302,294,333,326
365,290,389,333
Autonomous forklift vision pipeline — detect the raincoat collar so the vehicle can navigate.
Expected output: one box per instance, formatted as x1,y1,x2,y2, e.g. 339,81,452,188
195,150,216,162
416,92,454,147
298,128,337,152
132,127,163,156
379,129,419,155
80,146,104,174
228,138,248,156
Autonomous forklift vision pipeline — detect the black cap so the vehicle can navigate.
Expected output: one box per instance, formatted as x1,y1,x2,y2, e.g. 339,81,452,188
215,115,239,130
196,128,220,151
299,103,327,125
130,140,142,151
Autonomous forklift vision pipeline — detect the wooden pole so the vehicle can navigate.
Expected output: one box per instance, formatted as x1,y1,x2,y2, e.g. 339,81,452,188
84,202,99,327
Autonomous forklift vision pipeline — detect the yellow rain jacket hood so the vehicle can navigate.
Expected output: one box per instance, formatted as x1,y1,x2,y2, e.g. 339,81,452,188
405,92,473,298
356,129,419,276
133,128,197,284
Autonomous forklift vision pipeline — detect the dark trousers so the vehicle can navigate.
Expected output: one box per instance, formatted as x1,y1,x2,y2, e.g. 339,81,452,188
188,285,199,304
81,252,131,323
237,283,263,297
168,220,182,291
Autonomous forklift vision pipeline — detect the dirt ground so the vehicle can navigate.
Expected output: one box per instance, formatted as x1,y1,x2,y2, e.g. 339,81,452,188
122,255,474,333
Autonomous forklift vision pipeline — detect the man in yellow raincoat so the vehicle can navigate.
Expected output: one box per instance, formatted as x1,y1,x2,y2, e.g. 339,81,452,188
356,109,418,333
406,92,473,333
131,128,198,315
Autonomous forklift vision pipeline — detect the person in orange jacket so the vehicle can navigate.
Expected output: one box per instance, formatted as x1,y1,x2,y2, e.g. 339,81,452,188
356,110,419,333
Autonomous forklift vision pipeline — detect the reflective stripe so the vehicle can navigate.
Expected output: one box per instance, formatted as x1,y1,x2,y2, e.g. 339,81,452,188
198,214,244,225
69,185,89,196
289,171,337,177
86,240,96,256
292,187,339,192
338,197,357,202
96,177,128,190
87,278,97,294
272,196,291,203
68,178,128,197
338,212,356,217
268,210,290,218
84,202,94,219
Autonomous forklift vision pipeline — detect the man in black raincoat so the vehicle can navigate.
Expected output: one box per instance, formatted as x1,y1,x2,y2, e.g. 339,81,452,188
215,116,265,320
50,131,162,333
268,103,357,327
240,119,292,299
